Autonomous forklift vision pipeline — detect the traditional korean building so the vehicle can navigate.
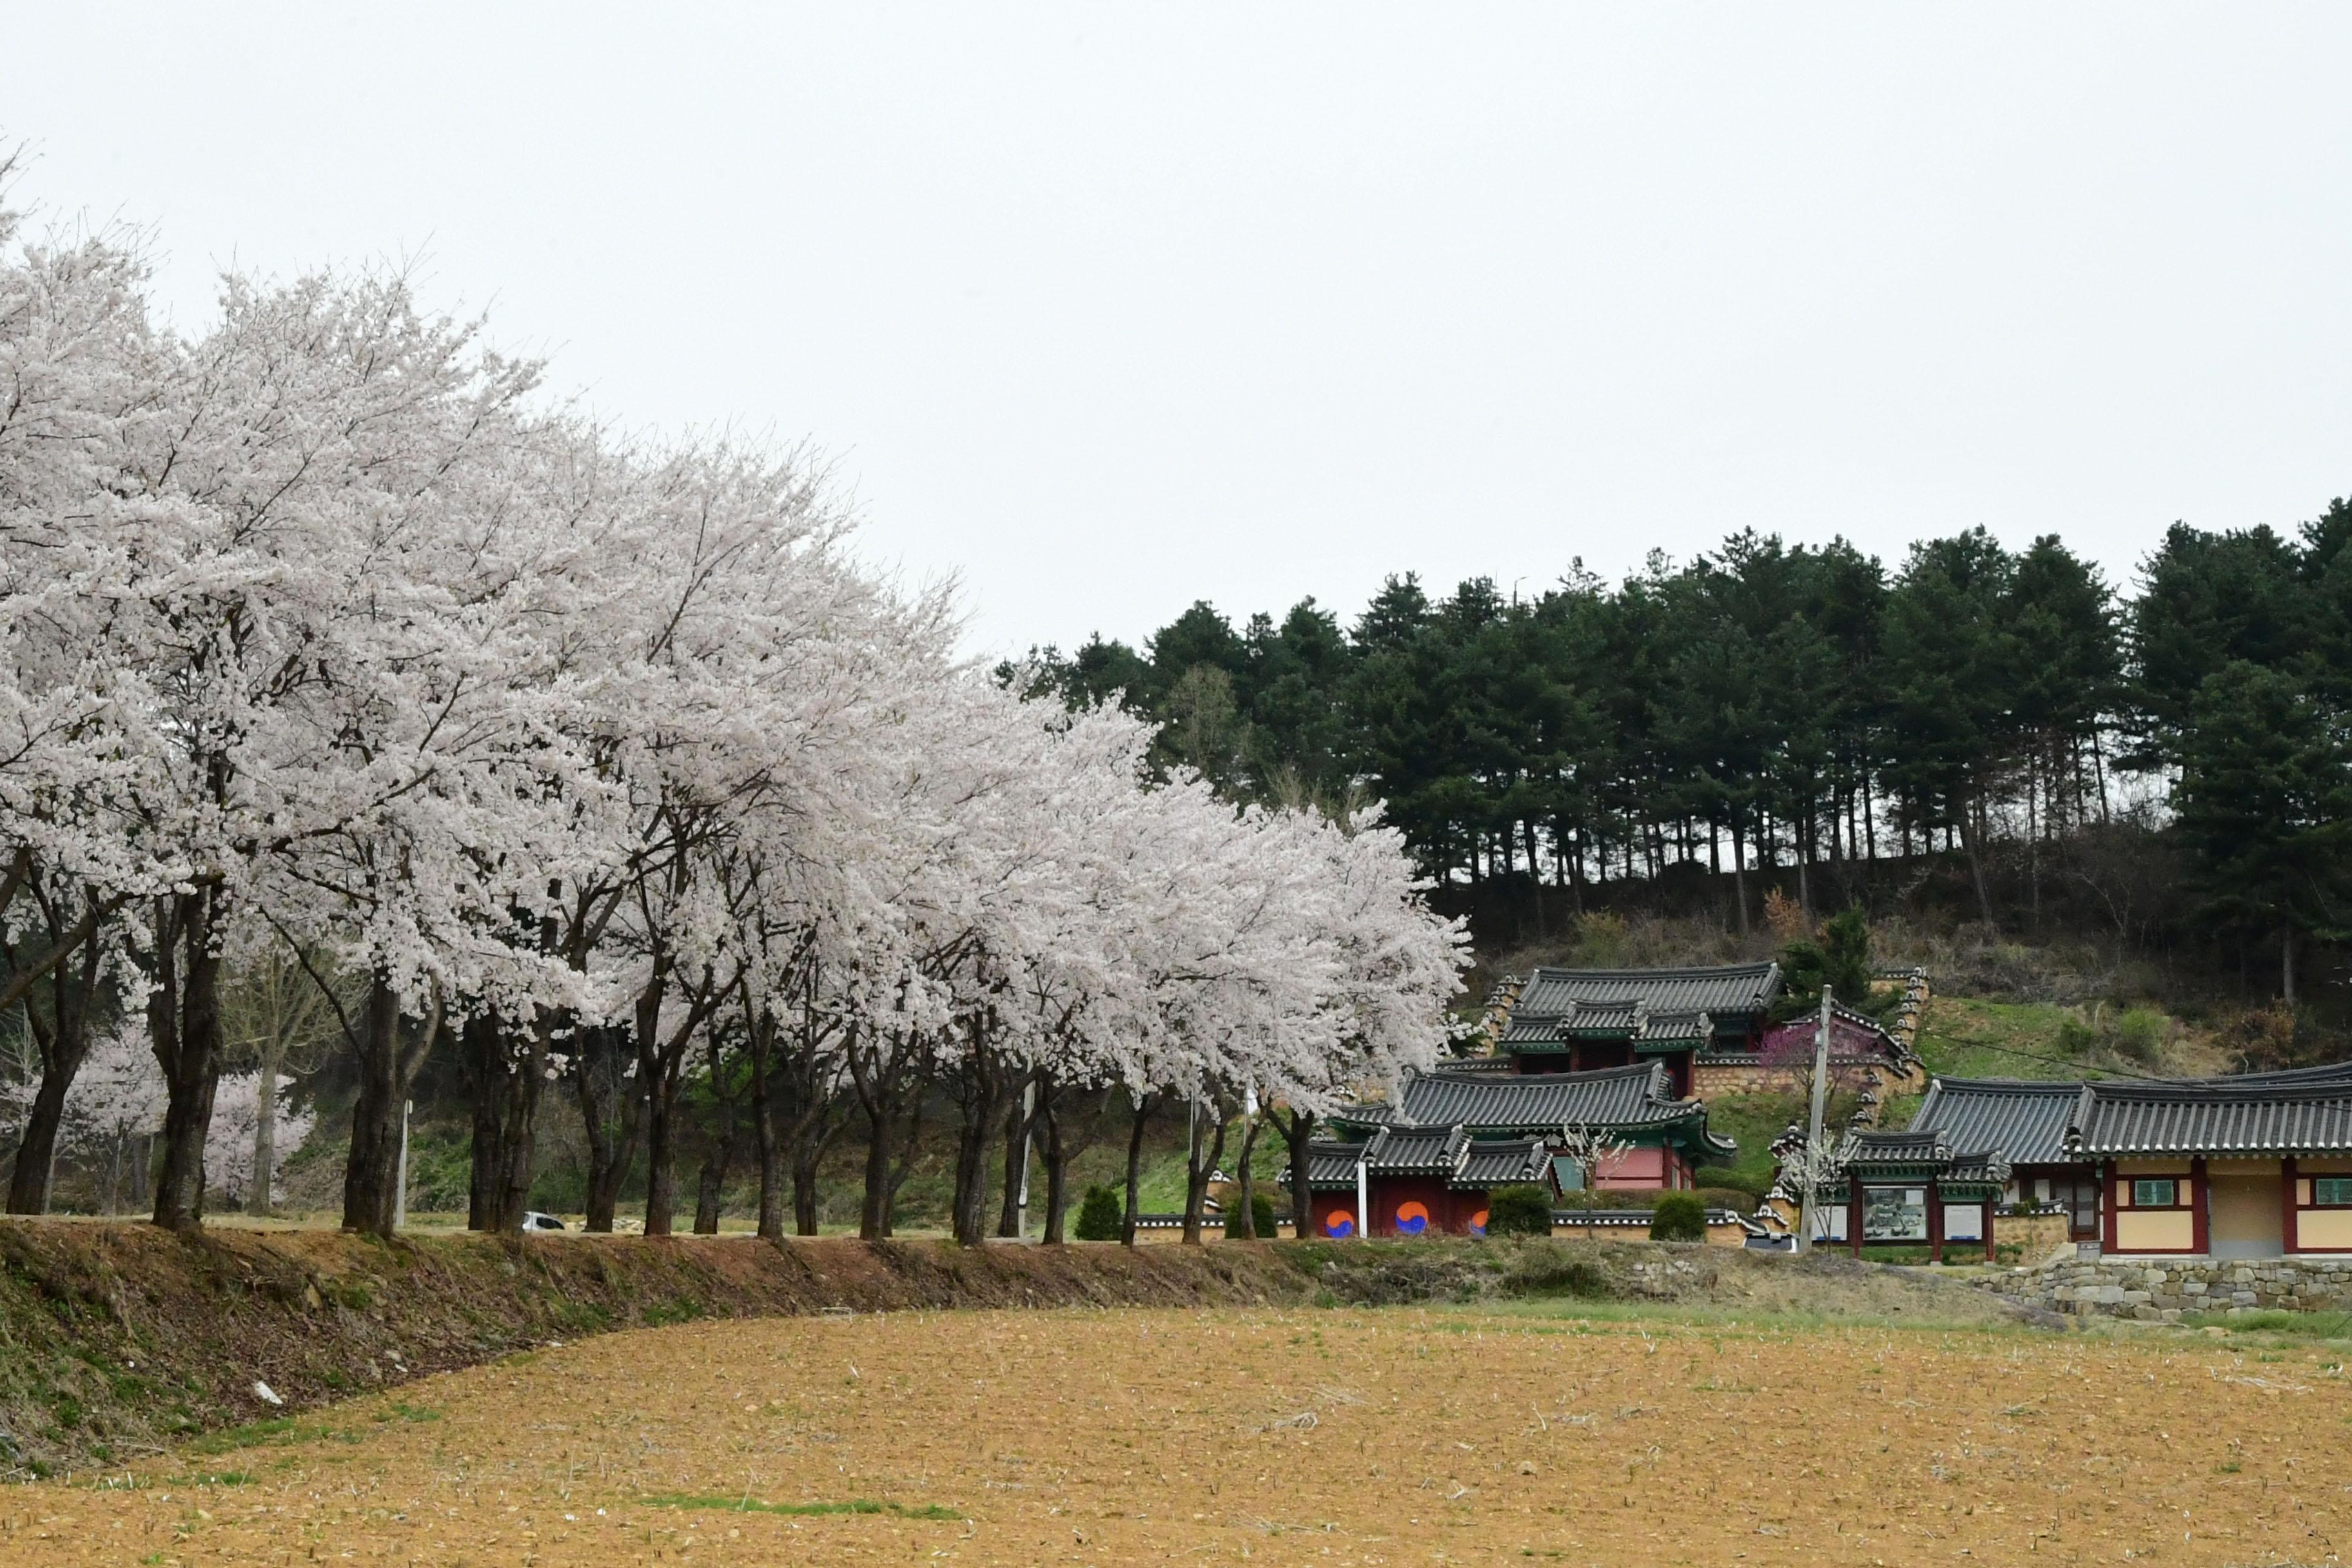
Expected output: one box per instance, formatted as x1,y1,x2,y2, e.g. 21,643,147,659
1909,1077,2099,1241
1295,1059,1737,1239
1290,1128,1556,1239
1497,963,1783,1097
2066,1075,2352,1258
1798,1128,2012,1261
1899,1061,2352,1259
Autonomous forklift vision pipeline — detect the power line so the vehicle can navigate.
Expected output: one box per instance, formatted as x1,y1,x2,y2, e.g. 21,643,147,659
1921,1031,2215,1085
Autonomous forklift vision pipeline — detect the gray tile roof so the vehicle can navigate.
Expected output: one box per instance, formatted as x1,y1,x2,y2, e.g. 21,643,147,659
1297,1134,1379,1191
1288,1130,1556,1193
1838,1128,1950,1170
2066,1080,2352,1156
1918,1064,2352,1163
2214,1061,2352,1088
1453,1137,1554,1190
1391,1061,1688,1132
1806,1128,2010,1193
1910,1077,2083,1166
1514,963,1781,1021
1373,1124,1473,1175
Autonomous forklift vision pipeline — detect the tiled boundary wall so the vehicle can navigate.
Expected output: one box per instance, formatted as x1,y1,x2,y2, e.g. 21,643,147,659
1986,1255,2352,1321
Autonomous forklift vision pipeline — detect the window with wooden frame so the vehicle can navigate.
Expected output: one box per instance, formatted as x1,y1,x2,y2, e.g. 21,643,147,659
2313,1177,2352,1208
2130,1177,2184,1208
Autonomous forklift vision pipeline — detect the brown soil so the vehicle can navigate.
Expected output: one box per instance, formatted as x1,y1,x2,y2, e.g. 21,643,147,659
0,1220,1310,1475
0,1218,2043,1480
5,1305,2347,1566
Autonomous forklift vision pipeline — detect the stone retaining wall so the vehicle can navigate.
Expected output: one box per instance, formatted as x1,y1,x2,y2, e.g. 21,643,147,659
1989,1254,2352,1321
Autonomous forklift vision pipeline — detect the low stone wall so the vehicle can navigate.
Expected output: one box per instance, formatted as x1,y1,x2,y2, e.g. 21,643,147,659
1989,1254,2352,1321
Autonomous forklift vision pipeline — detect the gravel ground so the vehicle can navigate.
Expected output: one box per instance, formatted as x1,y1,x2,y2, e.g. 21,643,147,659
4,1304,2347,1565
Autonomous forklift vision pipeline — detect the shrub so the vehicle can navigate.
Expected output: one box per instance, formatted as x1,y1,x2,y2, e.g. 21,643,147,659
1073,1185,1124,1242
1500,1253,1607,1299
2113,1007,2168,1065
1223,1192,1277,1239
1649,1191,1706,1242
1693,1166,1766,1201
1485,1184,1554,1237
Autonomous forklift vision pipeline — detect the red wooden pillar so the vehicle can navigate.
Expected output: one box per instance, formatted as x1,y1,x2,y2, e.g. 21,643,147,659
1983,1198,1996,1264
1927,1179,1944,1264
2190,1156,2210,1255
2101,1159,2119,1254
1848,1175,1864,1257
2283,1155,2300,1255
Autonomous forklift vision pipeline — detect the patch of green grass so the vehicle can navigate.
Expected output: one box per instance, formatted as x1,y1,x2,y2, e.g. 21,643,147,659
642,1297,705,1328
1877,1092,1925,1131
2182,1309,2352,1340
640,1493,961,1521
1914,996,2139,1081
182,1416,328,1455
377,1402,440,1424
171,1470,255,1487
1434,1298,2006,1336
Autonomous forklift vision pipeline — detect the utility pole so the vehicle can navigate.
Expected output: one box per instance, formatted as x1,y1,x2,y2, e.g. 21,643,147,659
393,1098,413,1231
1795,987,1832,1253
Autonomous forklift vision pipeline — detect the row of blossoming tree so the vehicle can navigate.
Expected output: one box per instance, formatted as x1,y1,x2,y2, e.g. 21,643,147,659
0,186,1466,1242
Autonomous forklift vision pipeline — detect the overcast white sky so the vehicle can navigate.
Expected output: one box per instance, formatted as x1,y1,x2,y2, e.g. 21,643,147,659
7,6,2351,656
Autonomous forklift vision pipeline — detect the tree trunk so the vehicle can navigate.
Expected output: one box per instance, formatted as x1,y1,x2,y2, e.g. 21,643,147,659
857,1092,895,1241
880,1092,926,1237
1180,1101,1228,1246
747,1012,784,1242
6,1070,71,1217
464,1010,522,1231
6,930,102,1216
248,1038,282,1217
1282,1110,1317,1237
791,1132,827,1237
1955,792,1997,930
691,1030,738,1235
1730,820,1750,937
1121,1094,1153,1248
464,1009,545,1235
2283,924,2298,1007
637,985,681,1238
691,1155,727,1235
1233,1108,1262,1239
152,889,226,1232
344,974,441,1239
572,1024,640,1233
950,1056,1010,1247
1041,1094,1070,1244
995,1076,1035,1239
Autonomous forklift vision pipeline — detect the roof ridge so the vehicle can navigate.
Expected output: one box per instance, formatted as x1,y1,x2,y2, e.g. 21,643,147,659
1525,962,1777,979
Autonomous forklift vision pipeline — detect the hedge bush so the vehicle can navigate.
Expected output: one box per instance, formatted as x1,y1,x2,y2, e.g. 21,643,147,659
1693,1166,1767,1201
1222,1192,1277,1239
1649,1191,1706,1242
1485,1184,1555,1237
1073,1184,1124,1241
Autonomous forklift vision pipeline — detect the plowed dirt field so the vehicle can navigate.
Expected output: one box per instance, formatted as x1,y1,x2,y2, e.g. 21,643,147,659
6,1306,2347,1566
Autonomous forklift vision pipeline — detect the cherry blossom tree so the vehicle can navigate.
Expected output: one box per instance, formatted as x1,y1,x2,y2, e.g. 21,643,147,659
0,175,1473,1244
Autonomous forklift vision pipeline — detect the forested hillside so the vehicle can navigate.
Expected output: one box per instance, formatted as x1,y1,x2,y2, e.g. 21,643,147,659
1016,508,2352,1015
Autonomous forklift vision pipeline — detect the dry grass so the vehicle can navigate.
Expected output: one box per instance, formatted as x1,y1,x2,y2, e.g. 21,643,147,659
5,1305,2348,1565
